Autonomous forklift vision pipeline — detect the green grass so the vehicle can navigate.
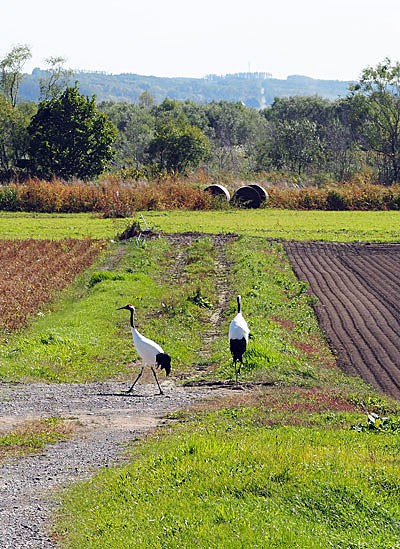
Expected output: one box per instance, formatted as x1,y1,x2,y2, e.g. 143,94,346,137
0,211,132,239
145,209,400,242
0,236,219,381
55,408,400,548
1,209,400,241
2,211,399,547
0,234,360,391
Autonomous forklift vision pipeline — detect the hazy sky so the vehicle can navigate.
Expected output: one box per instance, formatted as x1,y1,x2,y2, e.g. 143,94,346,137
1,0,399,81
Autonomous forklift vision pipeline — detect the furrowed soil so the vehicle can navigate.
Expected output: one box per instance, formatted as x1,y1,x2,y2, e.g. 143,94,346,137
284,241,400,400
0,239,105,332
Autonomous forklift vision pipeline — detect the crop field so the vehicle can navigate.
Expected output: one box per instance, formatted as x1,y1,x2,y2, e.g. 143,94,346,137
0,239,105,333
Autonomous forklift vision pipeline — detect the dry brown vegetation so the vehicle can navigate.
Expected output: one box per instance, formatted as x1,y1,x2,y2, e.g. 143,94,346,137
1,177,400,214
0,239,105,333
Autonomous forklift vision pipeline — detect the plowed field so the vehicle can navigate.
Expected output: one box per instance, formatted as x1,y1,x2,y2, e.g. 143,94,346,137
284,242,400,400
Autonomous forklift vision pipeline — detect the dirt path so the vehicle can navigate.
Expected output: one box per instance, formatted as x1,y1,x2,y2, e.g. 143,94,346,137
0,381,229,548
0,232,238,548
284,242,400,400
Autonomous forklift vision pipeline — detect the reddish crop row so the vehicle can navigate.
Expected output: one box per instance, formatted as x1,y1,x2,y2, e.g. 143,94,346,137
0,239,105,333
266,183,400,210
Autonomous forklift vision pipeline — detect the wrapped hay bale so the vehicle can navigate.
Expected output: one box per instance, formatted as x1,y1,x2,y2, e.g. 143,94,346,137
231,185,265,208
204,184,231,201
248,184,269,204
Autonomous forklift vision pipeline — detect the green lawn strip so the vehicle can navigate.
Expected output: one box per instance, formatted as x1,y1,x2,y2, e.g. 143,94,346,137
1,210,400,242
201,236,360,394
54,408,400,549
0,417,75,461
0,212,132,239
145,209,400,242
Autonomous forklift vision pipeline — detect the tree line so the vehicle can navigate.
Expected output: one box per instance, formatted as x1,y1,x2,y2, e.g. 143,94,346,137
1,45,400,185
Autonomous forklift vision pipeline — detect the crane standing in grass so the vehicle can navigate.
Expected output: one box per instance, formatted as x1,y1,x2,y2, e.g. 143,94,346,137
229,295,250,382
117,304,171,395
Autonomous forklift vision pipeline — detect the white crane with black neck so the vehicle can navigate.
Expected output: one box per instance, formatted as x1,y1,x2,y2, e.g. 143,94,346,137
117,304,171,395
229,295,250,382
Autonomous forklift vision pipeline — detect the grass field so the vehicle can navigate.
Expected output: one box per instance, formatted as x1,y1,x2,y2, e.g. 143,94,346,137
0,212,129,239
1,209,400,241
145,209,400,242
1,210,399,548
57,408,400,549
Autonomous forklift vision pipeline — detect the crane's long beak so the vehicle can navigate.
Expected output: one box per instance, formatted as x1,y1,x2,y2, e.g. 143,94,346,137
117,305,128,310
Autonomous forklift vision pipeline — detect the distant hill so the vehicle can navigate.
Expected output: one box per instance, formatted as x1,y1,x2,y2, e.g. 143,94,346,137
19,69,353,107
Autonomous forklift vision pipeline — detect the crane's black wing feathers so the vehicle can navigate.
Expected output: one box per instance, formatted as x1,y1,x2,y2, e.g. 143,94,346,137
156,353,171,376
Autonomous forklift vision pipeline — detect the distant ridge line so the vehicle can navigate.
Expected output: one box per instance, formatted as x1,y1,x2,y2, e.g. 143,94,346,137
20,69,353,108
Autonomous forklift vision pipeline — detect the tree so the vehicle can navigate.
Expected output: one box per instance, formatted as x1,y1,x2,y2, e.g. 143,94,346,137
28,85,117,180
205,101,264,172
138,90,154,108
39,56,72,100
263,95,333,126
0,44,32,107
147,121,210,173
99,100,155,169
257,119,324,176
349,58,400,183
0,95,36,180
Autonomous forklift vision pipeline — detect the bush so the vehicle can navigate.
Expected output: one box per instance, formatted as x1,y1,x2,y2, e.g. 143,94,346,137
0,185,20,211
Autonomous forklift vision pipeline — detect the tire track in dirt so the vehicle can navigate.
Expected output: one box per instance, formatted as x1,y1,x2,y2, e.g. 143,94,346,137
197,237,234,371
284,242,400,400
162,232,236,374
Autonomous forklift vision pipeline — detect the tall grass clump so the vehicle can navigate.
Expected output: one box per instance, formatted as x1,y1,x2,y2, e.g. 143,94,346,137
267,183,400,210
1,178,400,213
0,178,213,216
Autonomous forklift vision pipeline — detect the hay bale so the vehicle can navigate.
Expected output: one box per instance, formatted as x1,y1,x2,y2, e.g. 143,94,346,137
247,184,269,203
204,184,230,201
231,186,263,208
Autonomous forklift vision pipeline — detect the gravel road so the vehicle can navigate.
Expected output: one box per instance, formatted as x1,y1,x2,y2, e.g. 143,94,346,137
0,380,226,548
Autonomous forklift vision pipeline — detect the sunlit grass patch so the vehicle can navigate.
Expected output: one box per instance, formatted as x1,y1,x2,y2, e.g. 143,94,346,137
0,417,77,462
208,237,336,386
0,212,131,240
54,407,400,548
0,235,222,382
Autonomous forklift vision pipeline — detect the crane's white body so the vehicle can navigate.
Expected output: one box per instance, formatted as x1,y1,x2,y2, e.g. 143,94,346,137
229,295,250,381
118,304,171,395
131,326,164,365
229,312,250,342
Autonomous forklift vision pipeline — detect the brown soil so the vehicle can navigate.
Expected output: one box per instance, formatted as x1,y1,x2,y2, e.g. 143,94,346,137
284,241,400,400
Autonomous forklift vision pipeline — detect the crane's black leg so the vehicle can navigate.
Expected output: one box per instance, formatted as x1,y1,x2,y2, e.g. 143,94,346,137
151,366,164,395
125,365,144,392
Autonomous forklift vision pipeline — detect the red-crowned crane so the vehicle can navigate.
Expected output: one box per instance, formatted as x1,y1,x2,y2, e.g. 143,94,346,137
117,304,171,395
228,295,250,382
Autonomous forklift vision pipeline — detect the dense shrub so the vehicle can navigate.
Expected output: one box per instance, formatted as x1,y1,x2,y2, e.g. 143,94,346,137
267,183,400,210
